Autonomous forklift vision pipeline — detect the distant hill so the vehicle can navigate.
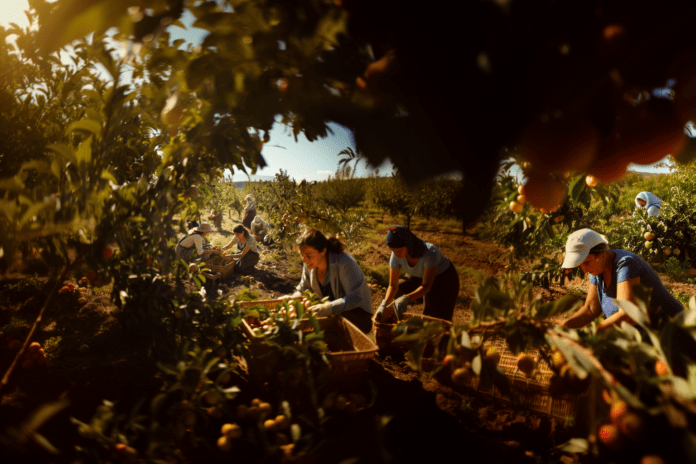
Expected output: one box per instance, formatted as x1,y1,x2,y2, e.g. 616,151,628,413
627,170,666,179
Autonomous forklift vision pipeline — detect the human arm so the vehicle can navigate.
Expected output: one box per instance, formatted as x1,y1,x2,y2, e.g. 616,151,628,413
562,282,603,329
321,254,372,314
646,205,660,217
597,276,641,330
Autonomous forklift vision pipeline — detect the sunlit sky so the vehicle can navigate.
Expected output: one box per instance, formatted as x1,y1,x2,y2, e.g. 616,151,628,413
2,1,674,182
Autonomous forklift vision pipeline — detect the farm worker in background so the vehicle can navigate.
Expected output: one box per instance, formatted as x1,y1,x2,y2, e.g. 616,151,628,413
560,229,683,332
280,228,373,334
222,225,260,275
634,192,662,217
250,215,270,244
374,225,460,322
175,223,222,263
242,194,257,229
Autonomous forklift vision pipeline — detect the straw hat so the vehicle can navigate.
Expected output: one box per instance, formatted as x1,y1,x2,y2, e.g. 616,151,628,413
189,223,213,235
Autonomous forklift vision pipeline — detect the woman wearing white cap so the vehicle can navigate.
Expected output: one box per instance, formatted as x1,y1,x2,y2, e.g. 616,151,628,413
560,228,683,331
175,223,223,262
634,192,662,217
242,194,257,229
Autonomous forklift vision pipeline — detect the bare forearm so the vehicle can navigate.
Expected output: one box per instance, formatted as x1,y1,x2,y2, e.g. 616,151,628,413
597,309,635,331
563,306,599,329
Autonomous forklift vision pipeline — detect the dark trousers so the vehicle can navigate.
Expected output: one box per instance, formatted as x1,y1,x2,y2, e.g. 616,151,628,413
395,263,460,321
341,307,373,335
234,251,259,275
243,209,256,229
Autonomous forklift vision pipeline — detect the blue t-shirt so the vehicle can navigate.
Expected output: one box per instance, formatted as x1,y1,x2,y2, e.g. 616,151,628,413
589,250,683,319
390,242,451,277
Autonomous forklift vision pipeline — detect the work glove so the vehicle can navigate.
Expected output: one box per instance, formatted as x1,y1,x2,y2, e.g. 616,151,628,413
393,295,410,319
308,302,333,317
374,300,387,323
279,292,302,301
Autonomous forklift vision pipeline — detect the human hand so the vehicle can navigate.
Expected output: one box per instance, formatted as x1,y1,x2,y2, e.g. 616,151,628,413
393,295,410,319
308,302,333,317
373,300,387,323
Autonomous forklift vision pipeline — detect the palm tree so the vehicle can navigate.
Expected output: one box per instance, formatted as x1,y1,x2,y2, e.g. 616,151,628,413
337,147,363,179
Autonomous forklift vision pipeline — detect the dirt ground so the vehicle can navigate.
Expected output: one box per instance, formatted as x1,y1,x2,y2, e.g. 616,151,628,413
1,213,693,463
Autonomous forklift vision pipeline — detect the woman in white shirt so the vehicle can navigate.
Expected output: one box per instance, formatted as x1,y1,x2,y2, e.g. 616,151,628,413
222,224,260,274
175,223,222,262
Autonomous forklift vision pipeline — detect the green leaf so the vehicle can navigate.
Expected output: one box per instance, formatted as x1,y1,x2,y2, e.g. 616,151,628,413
46,143,78,166
66,118,102,137
557,438,589,454
569,176,585,204
614,299,649,327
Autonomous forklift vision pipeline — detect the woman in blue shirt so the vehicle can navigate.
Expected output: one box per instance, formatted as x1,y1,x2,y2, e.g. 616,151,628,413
561,229,683,331
281,228,373,334
374,226,460,322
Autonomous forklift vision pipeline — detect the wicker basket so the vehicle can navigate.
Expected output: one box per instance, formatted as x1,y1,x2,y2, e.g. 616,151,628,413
205,255,235,280
316,315,379,389
443,334,583,420
374,312,452,354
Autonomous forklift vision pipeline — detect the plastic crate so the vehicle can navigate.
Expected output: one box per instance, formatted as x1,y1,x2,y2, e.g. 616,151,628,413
444,333,583,420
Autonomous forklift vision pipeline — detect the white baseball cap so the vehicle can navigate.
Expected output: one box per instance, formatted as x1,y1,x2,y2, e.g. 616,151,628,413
561,229,609,268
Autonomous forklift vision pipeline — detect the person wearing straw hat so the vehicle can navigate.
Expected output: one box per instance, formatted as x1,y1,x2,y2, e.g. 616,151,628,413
374,225,460,323
279,228,373,334
634,191,663,217
560,228,683,331
242,194,257,229
175,223,222,263
250,215,269,243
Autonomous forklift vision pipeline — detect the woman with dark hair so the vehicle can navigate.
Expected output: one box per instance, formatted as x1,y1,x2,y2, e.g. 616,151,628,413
375,225,460,322
560,228,683,331
280,228,373,334
222,224,260,274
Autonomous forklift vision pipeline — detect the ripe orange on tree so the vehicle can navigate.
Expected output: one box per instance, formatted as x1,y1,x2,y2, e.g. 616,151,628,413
517,116,598,173
654,359,669,376
598,423,623,450
102,246,113,259
523,170,566,212
609,400,629,427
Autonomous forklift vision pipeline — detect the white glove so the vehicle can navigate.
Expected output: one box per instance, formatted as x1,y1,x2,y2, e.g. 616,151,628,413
308,302,333,317
279,292,302,301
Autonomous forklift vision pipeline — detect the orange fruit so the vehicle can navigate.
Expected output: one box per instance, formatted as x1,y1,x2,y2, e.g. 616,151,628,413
509,201,523,214
263,419,276,432
618,412,645,441
516,353,536,375
217,436,233,452
36,354,48,365
523,170,566,212
443,354,456,368
609,400,629,427
67,283,75,291
598,423,622,450
59,286,70,294
274,415,290,430
221,423,242,439
517,117,598,174
585,175,599,188
451,367,469,386
644,232,656,241
689,268,696,276
28,342,41,353
21,359,34,369
654,359,669,376
102,247,113,259
485,346,501,365
640,455,666,464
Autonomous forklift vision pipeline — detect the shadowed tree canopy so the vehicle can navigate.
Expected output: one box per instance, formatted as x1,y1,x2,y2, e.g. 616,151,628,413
21,0,696,228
